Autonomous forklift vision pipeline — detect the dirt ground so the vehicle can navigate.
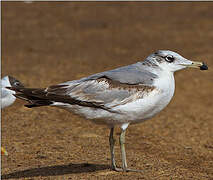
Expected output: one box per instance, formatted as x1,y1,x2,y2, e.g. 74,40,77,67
1,2,213,180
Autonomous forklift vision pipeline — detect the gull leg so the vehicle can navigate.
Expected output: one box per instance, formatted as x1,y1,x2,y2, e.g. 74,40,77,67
109,126,142,172
109,127,117,170
119,129,143,172
120,129,128,171
109,127,128,172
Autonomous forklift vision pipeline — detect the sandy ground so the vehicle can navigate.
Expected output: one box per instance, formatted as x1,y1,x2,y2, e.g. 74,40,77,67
1,2,213,180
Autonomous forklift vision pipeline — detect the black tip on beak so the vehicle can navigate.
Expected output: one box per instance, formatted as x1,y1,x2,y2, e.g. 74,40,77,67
200,62,208,70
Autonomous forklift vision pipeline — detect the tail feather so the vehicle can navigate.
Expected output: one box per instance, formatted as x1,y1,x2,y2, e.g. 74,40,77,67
9,87,53,108
25,100,52,108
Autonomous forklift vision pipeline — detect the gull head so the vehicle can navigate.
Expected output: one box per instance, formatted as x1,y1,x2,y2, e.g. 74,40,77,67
8,76,24,88
146,50,208,73
2,76,24,95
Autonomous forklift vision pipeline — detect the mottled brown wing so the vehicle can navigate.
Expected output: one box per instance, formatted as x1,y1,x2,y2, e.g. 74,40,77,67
46,77,155,109
11,77,155,111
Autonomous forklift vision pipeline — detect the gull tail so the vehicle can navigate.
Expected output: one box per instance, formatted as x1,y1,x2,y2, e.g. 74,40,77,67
8,86,53,108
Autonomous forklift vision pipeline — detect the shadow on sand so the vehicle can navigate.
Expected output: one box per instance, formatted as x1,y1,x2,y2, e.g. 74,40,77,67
2,163,109,179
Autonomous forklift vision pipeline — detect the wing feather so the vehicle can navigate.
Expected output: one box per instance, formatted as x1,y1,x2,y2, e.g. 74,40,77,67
46,77,156,110
12,62,157,111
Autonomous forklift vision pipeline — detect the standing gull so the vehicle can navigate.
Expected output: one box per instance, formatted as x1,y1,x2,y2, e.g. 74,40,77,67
1,76,24,156
9,50,208,172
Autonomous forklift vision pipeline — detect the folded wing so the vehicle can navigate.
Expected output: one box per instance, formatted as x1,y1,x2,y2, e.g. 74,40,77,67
12,63,157,112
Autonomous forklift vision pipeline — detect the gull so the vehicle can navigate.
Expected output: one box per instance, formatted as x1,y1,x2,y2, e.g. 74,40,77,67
1,76,24,156
9,50,208,172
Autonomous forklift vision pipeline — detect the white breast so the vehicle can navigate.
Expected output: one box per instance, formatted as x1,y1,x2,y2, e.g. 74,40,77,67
112,71,175,123
1,76,16,109
1,88,16,109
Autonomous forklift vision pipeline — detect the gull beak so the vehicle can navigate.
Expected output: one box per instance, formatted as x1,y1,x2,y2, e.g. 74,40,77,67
181,61,208,70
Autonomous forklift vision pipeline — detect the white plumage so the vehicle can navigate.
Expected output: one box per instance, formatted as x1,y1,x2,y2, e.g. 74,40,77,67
1,76,16,109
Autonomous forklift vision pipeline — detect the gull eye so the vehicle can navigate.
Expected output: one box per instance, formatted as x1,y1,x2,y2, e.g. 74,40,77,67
14,82,19,86
165,55,175,63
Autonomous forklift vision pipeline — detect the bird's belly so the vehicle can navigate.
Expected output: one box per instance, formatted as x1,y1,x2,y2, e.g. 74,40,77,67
53,88,174,126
